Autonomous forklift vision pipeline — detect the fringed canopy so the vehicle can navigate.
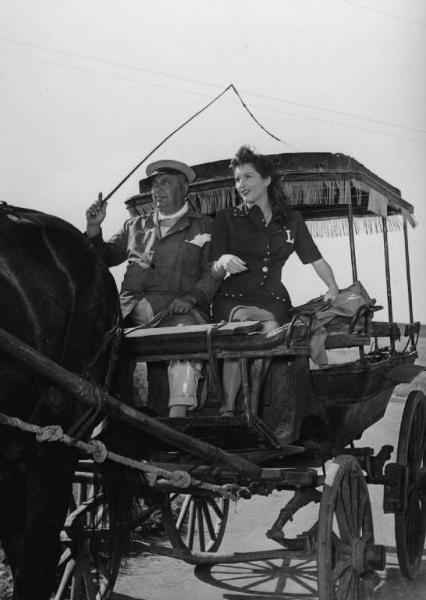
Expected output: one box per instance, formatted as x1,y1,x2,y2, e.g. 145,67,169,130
125,152,415,237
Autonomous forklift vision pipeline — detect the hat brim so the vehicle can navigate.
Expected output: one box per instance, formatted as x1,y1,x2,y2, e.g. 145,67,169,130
146,160,196,184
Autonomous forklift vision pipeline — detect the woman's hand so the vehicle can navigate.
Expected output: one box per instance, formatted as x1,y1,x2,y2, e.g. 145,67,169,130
324,284,339,303
214,254,247,276
311,258,339,304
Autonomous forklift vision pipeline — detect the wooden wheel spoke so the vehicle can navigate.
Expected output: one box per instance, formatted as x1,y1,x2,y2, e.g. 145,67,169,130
57,547,72,568
356,484,368,539
54,557,76,600
175,495,192,531
161,493,229,553
70,560,84,600
350,469,362,535
335,496,355,543
335,567,354,600
196,502,206,552
201,501,217,542
332,557,351,583
360,571,377,600
186,500,197,550
339,475,357,539
206,497,224,519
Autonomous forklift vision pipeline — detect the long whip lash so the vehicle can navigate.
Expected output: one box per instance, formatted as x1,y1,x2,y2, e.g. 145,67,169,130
100,84,293,204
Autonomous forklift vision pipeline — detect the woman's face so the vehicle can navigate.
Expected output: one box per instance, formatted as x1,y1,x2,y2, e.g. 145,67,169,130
234,163,271,207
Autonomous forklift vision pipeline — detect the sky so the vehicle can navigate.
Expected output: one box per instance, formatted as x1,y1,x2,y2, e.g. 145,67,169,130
1,0,425,322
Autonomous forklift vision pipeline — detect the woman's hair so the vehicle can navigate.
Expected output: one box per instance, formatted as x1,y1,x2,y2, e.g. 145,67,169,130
230,145,288,219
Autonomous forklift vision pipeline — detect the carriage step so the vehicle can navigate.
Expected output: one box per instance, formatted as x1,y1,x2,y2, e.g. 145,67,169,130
158,415,282,451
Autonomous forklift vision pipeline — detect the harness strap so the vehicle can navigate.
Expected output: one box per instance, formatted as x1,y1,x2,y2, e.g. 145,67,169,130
0,411,239,499
68,314,122,442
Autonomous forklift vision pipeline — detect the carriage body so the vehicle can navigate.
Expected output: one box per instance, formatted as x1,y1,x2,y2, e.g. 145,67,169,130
116,152,425,598
123,151,421,466
0,152,424,600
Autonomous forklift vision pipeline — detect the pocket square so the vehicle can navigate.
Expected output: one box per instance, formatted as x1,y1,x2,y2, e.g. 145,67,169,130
185,233,211,247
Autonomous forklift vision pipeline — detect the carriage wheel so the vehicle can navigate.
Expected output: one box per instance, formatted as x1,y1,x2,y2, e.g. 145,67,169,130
395,390,426,579
53,475,121,600
160,493,230,552
317,455,385,600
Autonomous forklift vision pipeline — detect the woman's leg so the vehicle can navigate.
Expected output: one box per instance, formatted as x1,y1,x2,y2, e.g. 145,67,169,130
248,319,278,414
220,359,241,415
220,316,278,416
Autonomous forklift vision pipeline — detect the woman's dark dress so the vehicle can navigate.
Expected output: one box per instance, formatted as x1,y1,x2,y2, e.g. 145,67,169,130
210,204,322,324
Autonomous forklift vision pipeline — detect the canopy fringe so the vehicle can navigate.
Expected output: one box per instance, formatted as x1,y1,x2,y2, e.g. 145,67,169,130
188,188,236,214
282,180,353,205
128,184,411,237
306,214,403,238
188,179,391,219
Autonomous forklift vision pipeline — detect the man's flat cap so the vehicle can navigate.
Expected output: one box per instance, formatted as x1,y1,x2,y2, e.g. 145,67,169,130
146,160,196,184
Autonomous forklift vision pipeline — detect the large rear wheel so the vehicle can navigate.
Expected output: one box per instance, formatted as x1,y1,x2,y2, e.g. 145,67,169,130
317,455,385,600
395,390,426,579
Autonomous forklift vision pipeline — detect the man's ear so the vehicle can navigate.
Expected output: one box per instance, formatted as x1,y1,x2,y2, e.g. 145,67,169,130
182,180,190,196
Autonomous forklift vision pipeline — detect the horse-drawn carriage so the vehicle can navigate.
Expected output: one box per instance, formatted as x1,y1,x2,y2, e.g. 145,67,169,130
0,152,424,600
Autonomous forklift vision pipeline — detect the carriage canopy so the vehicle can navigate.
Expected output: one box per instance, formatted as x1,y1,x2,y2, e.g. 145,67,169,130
126,152,415,238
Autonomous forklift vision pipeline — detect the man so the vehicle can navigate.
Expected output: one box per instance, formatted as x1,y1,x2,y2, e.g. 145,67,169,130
86,159,219,417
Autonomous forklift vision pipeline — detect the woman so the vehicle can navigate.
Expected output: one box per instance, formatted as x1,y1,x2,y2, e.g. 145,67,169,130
210,145,338,416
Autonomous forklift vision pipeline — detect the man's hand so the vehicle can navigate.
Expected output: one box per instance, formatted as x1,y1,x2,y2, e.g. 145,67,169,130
86,193,107,229
168,295,196,314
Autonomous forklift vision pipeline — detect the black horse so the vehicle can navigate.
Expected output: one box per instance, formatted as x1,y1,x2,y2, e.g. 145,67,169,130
0,203,139,599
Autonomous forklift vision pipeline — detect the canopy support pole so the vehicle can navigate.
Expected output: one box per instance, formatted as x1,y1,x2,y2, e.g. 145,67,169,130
403,217,415,347
347,202,358,283
382,216,395,353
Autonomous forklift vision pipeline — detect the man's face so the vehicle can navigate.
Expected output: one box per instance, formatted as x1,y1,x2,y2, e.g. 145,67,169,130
151,173,187,215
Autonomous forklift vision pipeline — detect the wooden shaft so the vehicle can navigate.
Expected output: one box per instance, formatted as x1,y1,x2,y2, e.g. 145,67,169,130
133,540,308,565
0,326,261,478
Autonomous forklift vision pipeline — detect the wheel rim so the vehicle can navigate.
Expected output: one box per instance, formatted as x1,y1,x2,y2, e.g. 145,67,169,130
317,455,380,600
395,390,426,579
161,493,230,552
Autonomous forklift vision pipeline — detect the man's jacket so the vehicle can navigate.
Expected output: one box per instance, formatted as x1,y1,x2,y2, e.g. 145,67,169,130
90,209,219,317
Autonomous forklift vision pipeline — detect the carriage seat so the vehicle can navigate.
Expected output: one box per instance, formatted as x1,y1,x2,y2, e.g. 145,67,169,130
123,320,311,362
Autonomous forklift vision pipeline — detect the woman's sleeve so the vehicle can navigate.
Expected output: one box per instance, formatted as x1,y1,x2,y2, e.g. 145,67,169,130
209,210,230,261
294,211,322,264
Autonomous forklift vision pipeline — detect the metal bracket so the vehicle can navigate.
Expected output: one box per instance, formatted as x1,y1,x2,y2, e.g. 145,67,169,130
383,462,408,513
